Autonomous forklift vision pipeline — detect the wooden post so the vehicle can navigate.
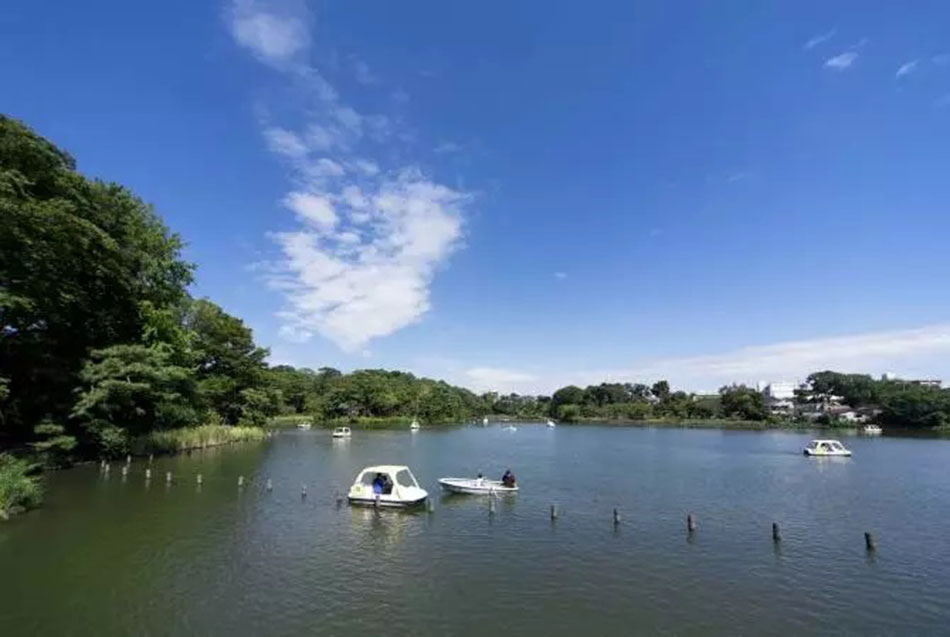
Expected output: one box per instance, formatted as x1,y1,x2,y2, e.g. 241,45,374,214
301,483,307,499
196,473,203,485
550,504,558,520
121,465,128,477
687,513,697,533
426,498,433,513
166,471,172,484
103,463,110,474
238,475,244,488
613,508,621,525
266,478,273,491
865,531,876,552
488,497,496,516
148,454,154,465
126,454,131,466
145,468,152,481
772,522,781,542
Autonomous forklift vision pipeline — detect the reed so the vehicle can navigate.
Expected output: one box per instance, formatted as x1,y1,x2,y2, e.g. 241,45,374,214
131,425,267,455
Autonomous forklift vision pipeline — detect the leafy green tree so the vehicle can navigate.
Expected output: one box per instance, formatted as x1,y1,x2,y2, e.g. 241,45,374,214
718,384,768,421
71,345,202,455
30,420,77,467
651,380,671,401
551,385,585,410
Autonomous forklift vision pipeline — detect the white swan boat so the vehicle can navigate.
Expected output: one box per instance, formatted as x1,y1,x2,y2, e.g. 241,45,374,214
803,439,852,457
296,421,312,430
503,425,517,432
861,424,883,435
482,416,489,425
348,465,428,508
438,477,518,495
409,420,420,431
546,419,556,427
332,426,352,439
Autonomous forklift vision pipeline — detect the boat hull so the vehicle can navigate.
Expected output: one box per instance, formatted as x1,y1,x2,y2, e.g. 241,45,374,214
803,449,852,457
348,495,427,508
438,478,518,495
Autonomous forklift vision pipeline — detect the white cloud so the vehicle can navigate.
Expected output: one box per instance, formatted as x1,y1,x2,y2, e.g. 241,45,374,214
466,324,950,395
434,141,462,154
263,127,308,158
227,0,471,351
465,368,539,393
554,272,567,280
352,58,378,85
824,52,858,70
896,60,919,78
283,192,338,230
803,28,836,51
229,0,308,65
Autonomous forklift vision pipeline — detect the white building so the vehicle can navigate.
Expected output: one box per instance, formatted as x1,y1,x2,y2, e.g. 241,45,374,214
763,382,796,401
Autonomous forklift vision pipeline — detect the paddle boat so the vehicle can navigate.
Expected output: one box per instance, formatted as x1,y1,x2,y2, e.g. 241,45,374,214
861,424,883,435
438,476,518,495
803,439,852,457
482,416,489,425
347,465,428,508
332,426,352,439
409,419,420,431
503,425,517,432
546,419,556,428
296,421,312,430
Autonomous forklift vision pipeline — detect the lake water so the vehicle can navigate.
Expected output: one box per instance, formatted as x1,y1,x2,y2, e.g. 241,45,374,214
2,425,949,635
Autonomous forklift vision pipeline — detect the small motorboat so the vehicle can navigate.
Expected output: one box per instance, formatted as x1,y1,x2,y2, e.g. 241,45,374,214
503,425,517,432
438,477,518,495
332,426,352,439
803,439,852,457
482,416,489,425
348,465,428,508
546,419,556,428
296,421,312,430
409,420,420,431
861,424,883,435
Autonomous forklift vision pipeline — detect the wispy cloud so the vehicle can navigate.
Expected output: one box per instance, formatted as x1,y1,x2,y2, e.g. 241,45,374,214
228,0,470,351
554,272,567,280
351,57,378,85
456,324,950,394
803,28,836,51
895,59,919,78
824,51,858,71
933,53,950,66
465,367,538,393
433,141,462,154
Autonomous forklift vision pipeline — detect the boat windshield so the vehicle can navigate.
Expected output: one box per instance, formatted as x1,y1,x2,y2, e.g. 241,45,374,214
395,469,417,488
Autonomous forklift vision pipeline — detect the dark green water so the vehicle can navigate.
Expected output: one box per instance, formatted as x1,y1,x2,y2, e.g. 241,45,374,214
2,425,949,635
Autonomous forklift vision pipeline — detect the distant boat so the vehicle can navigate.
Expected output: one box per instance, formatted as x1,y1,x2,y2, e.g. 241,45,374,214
296,422,312,430
410,419,420,431
482,416,488,425
503,425,517,432
438,477,518,495
803,439,851,457
861,424,883,435
546,419,556,428
332,426,351,439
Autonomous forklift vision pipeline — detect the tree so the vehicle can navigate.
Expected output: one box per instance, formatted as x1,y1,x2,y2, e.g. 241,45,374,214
185,299,268,424
0,116,192,446
651,380,671,401
718,385,768,421
551,385,585,409
71,345,202,455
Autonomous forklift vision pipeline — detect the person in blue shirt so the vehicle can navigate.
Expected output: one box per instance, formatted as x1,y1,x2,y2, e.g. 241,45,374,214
372,473,384,494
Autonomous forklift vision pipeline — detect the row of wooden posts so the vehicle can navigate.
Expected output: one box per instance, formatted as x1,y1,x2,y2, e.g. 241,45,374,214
98,460,877,552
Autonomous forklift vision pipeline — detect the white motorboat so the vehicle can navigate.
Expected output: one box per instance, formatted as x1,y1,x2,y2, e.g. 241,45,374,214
348,465,428,508
409,420,420,431
861,424,883,435
296,421,312,430
546,419,556,428
332,426,352,439
803,439,852,457
482,416,489,425
438,477,518,495
503,425,517,432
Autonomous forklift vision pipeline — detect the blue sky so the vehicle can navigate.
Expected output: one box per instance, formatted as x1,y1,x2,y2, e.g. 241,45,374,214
4,1,950,393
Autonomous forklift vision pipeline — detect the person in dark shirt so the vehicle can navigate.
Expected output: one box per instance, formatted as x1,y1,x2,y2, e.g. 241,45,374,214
501,469,516,488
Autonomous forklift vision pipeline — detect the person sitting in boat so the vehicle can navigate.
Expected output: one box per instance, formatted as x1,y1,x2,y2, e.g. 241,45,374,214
372,473,384,495
382,474,394,495
501,469,516,488
475,472,484,486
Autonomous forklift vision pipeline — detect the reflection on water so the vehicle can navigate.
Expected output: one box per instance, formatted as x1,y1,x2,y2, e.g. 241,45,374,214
2,425,950,635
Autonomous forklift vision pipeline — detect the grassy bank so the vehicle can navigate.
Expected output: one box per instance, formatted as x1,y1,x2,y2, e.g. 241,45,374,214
131,425,268,455
0,454,43,520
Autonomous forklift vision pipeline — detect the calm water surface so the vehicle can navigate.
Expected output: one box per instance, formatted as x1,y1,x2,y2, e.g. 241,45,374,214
2,425,949,635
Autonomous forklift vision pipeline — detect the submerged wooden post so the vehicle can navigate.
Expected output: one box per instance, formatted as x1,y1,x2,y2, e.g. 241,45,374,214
196,473,203,485
126,454,131,466
772,522,781,542
238,475,245,488
865,531,876,552
145,468,152,481
301,483,307,499
425,498,434,513
166,471,172,484
488,497,496,516
335,491,344,507
687,513,697,533
266,478,273,491
148,454,154,465
550,504,558,520
103,463,110,475
121,465,129,478
613,508,621,525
